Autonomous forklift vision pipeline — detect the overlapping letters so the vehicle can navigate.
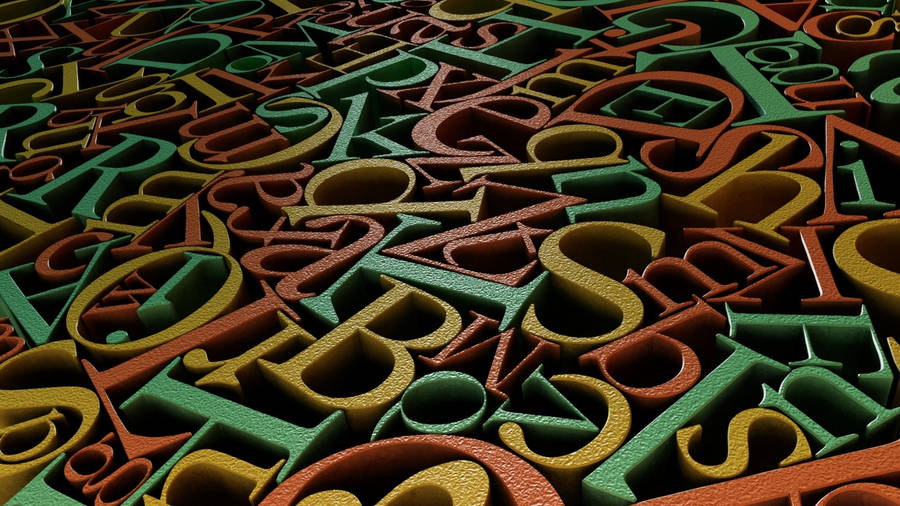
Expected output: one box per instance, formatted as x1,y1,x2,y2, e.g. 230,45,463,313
1,0,900,505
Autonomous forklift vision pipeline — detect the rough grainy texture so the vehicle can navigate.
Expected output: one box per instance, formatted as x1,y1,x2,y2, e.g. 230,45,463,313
0,1,899,504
